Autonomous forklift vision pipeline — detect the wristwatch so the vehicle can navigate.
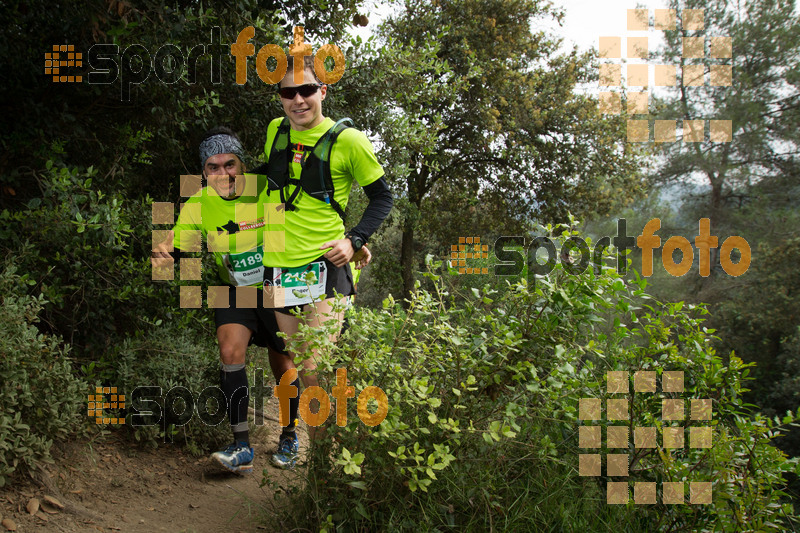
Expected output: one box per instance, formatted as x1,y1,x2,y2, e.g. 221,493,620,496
346,233,364,253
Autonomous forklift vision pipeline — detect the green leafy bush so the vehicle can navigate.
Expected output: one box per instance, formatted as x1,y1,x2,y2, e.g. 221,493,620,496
268,228,800,532
0,160,246,455
0,160,174,355
0,262,87,486
107,320,230,451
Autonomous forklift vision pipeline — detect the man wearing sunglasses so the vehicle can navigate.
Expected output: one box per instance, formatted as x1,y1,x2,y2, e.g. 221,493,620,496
258,56,393,469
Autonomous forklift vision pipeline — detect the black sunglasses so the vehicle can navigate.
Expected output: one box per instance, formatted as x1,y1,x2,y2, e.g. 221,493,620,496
278,83,323,99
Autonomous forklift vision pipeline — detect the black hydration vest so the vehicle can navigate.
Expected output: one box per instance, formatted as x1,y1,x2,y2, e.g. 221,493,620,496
259,117,353,221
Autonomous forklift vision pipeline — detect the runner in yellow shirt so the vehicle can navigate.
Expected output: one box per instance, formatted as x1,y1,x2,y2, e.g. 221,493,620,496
257,56,393,468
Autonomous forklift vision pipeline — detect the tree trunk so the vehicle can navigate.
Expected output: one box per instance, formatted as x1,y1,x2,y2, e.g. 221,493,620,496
400,219,415,308
400,164,426,308
709,178,723,274
711,180,722,215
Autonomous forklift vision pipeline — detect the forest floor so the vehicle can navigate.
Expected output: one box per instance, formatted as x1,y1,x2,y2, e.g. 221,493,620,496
0,394,306,533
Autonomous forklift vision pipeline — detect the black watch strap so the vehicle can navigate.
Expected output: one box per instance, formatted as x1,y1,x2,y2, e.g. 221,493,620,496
346,233,364,252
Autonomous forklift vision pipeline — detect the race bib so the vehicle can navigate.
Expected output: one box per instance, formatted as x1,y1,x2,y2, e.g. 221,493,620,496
265,261,327,307
224,246,265,286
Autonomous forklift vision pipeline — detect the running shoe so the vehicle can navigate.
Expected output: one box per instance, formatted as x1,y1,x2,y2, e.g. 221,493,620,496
211,441,254,473
271,433,299,469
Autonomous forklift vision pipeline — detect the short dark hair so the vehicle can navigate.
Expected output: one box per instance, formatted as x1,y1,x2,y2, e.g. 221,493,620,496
284,55,319,84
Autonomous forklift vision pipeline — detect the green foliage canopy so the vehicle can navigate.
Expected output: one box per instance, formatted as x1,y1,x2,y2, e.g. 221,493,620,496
348,0,645,300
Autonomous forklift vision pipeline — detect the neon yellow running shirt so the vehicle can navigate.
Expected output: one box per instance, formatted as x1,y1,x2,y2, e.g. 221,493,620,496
260,117,384,268
172,174,268,287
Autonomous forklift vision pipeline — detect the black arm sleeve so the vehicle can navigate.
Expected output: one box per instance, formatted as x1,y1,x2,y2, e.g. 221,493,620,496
349,177,393,242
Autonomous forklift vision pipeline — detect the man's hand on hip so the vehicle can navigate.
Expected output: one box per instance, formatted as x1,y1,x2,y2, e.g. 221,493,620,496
320,238,354,267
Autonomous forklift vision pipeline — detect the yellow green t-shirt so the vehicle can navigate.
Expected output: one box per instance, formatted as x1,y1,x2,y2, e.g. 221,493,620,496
172,174,268,287
260,117,384,268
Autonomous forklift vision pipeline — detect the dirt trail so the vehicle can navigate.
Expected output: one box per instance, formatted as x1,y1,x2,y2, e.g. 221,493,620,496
0,396,304,533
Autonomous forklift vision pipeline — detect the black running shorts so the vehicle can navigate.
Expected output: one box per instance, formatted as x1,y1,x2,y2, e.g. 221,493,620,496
214,285,288,354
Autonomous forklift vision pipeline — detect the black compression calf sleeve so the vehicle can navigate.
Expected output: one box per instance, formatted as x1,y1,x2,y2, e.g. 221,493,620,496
221,364,249,435
281,378,301,435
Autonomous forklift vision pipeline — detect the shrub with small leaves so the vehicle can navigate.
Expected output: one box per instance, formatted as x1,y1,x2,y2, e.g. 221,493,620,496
268,225,800,532
0,262,87,486
109,320,230,451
